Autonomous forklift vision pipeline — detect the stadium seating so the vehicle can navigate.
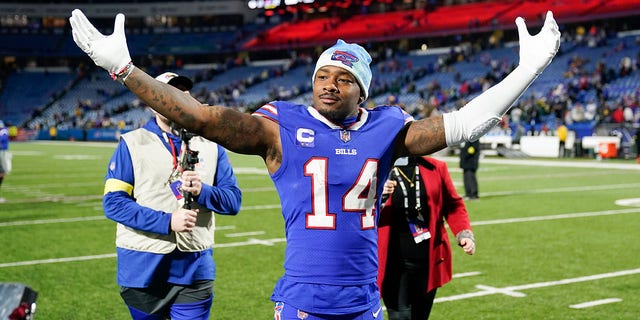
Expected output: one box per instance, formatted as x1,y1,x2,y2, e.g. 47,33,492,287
242,0,640,50
1,0,638,151
0,70,76,125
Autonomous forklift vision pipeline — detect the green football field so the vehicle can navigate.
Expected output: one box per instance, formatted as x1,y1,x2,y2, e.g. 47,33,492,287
0,141,639,319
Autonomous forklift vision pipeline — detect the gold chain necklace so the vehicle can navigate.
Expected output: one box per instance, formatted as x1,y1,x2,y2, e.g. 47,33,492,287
396,167,415,187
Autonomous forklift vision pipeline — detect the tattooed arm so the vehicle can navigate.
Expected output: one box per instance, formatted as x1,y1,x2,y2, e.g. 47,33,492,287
395,116,448,158
125,68,282,172
69,9,281,171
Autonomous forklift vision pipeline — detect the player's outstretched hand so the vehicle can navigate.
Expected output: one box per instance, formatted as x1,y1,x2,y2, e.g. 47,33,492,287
516,10,561,75
69,9,132,80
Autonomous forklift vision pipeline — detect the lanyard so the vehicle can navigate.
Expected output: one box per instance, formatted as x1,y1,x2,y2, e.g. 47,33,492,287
393,165,422,217
393,164,430,243
163,132,179,170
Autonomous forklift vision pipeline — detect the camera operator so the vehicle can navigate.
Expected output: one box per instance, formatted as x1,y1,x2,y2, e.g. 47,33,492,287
102,72,242,320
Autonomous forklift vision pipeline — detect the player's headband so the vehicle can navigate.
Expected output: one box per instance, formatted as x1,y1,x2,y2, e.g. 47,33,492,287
313,39,372,101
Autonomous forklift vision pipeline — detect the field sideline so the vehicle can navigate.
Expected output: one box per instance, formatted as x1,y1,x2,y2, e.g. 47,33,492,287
0,141,639,319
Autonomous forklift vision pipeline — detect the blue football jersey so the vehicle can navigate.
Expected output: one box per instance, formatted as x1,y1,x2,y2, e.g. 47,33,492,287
254,101,411,312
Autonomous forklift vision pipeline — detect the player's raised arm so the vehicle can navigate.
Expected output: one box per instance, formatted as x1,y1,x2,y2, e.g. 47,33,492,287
123,68,275,157
398,11,561,157
68,9,276,158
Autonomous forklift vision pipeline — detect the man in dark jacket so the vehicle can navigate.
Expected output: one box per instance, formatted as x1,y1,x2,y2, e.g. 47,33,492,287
459,139,480,200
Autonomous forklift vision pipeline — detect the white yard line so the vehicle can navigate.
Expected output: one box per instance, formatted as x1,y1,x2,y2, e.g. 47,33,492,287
0,254,116,268
481,183,640,197
471,208,640,226
436,269,640,303
0,204,283,227
4,207,638,228
436,156,640,170
569,298,623,309
215,237,287,248
225,231,265,237
0,215,106,227
453,271,482,278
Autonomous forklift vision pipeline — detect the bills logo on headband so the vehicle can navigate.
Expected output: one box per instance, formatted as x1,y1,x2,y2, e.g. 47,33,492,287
331,50,359,67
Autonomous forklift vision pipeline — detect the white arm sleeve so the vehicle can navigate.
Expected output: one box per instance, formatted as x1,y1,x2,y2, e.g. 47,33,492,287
442,66,537,146
443,11,560,146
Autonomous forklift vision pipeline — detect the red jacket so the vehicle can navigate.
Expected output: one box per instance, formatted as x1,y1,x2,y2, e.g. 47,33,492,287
377,156,471,293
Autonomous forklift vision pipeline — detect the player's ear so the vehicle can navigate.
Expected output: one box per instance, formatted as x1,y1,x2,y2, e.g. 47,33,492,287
358,96,364,104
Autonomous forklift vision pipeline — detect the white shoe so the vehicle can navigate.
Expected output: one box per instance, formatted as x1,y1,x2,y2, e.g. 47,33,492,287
0,197,5,203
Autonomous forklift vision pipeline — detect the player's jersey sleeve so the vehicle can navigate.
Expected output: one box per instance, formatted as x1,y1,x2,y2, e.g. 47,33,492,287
103,139,172,235
252,102,280,123
399,106,415,123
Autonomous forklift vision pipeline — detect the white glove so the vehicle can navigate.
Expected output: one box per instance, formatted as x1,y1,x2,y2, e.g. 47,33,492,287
69,9,132,81
517,10,561,75
443,11,562,146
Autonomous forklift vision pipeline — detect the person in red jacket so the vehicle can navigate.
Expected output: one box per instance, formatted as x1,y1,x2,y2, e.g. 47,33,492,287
378,156,475,319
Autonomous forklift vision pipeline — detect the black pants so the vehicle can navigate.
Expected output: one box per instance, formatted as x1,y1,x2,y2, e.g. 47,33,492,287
120,280,213,318
382,259,437,320
463,169,478,198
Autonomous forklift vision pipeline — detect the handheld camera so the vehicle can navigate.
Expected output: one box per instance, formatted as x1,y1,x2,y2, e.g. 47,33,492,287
179,129,199,209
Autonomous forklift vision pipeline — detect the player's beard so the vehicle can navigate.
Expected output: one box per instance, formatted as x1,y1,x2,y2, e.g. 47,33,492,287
313,90,361,122
317,108,353,123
